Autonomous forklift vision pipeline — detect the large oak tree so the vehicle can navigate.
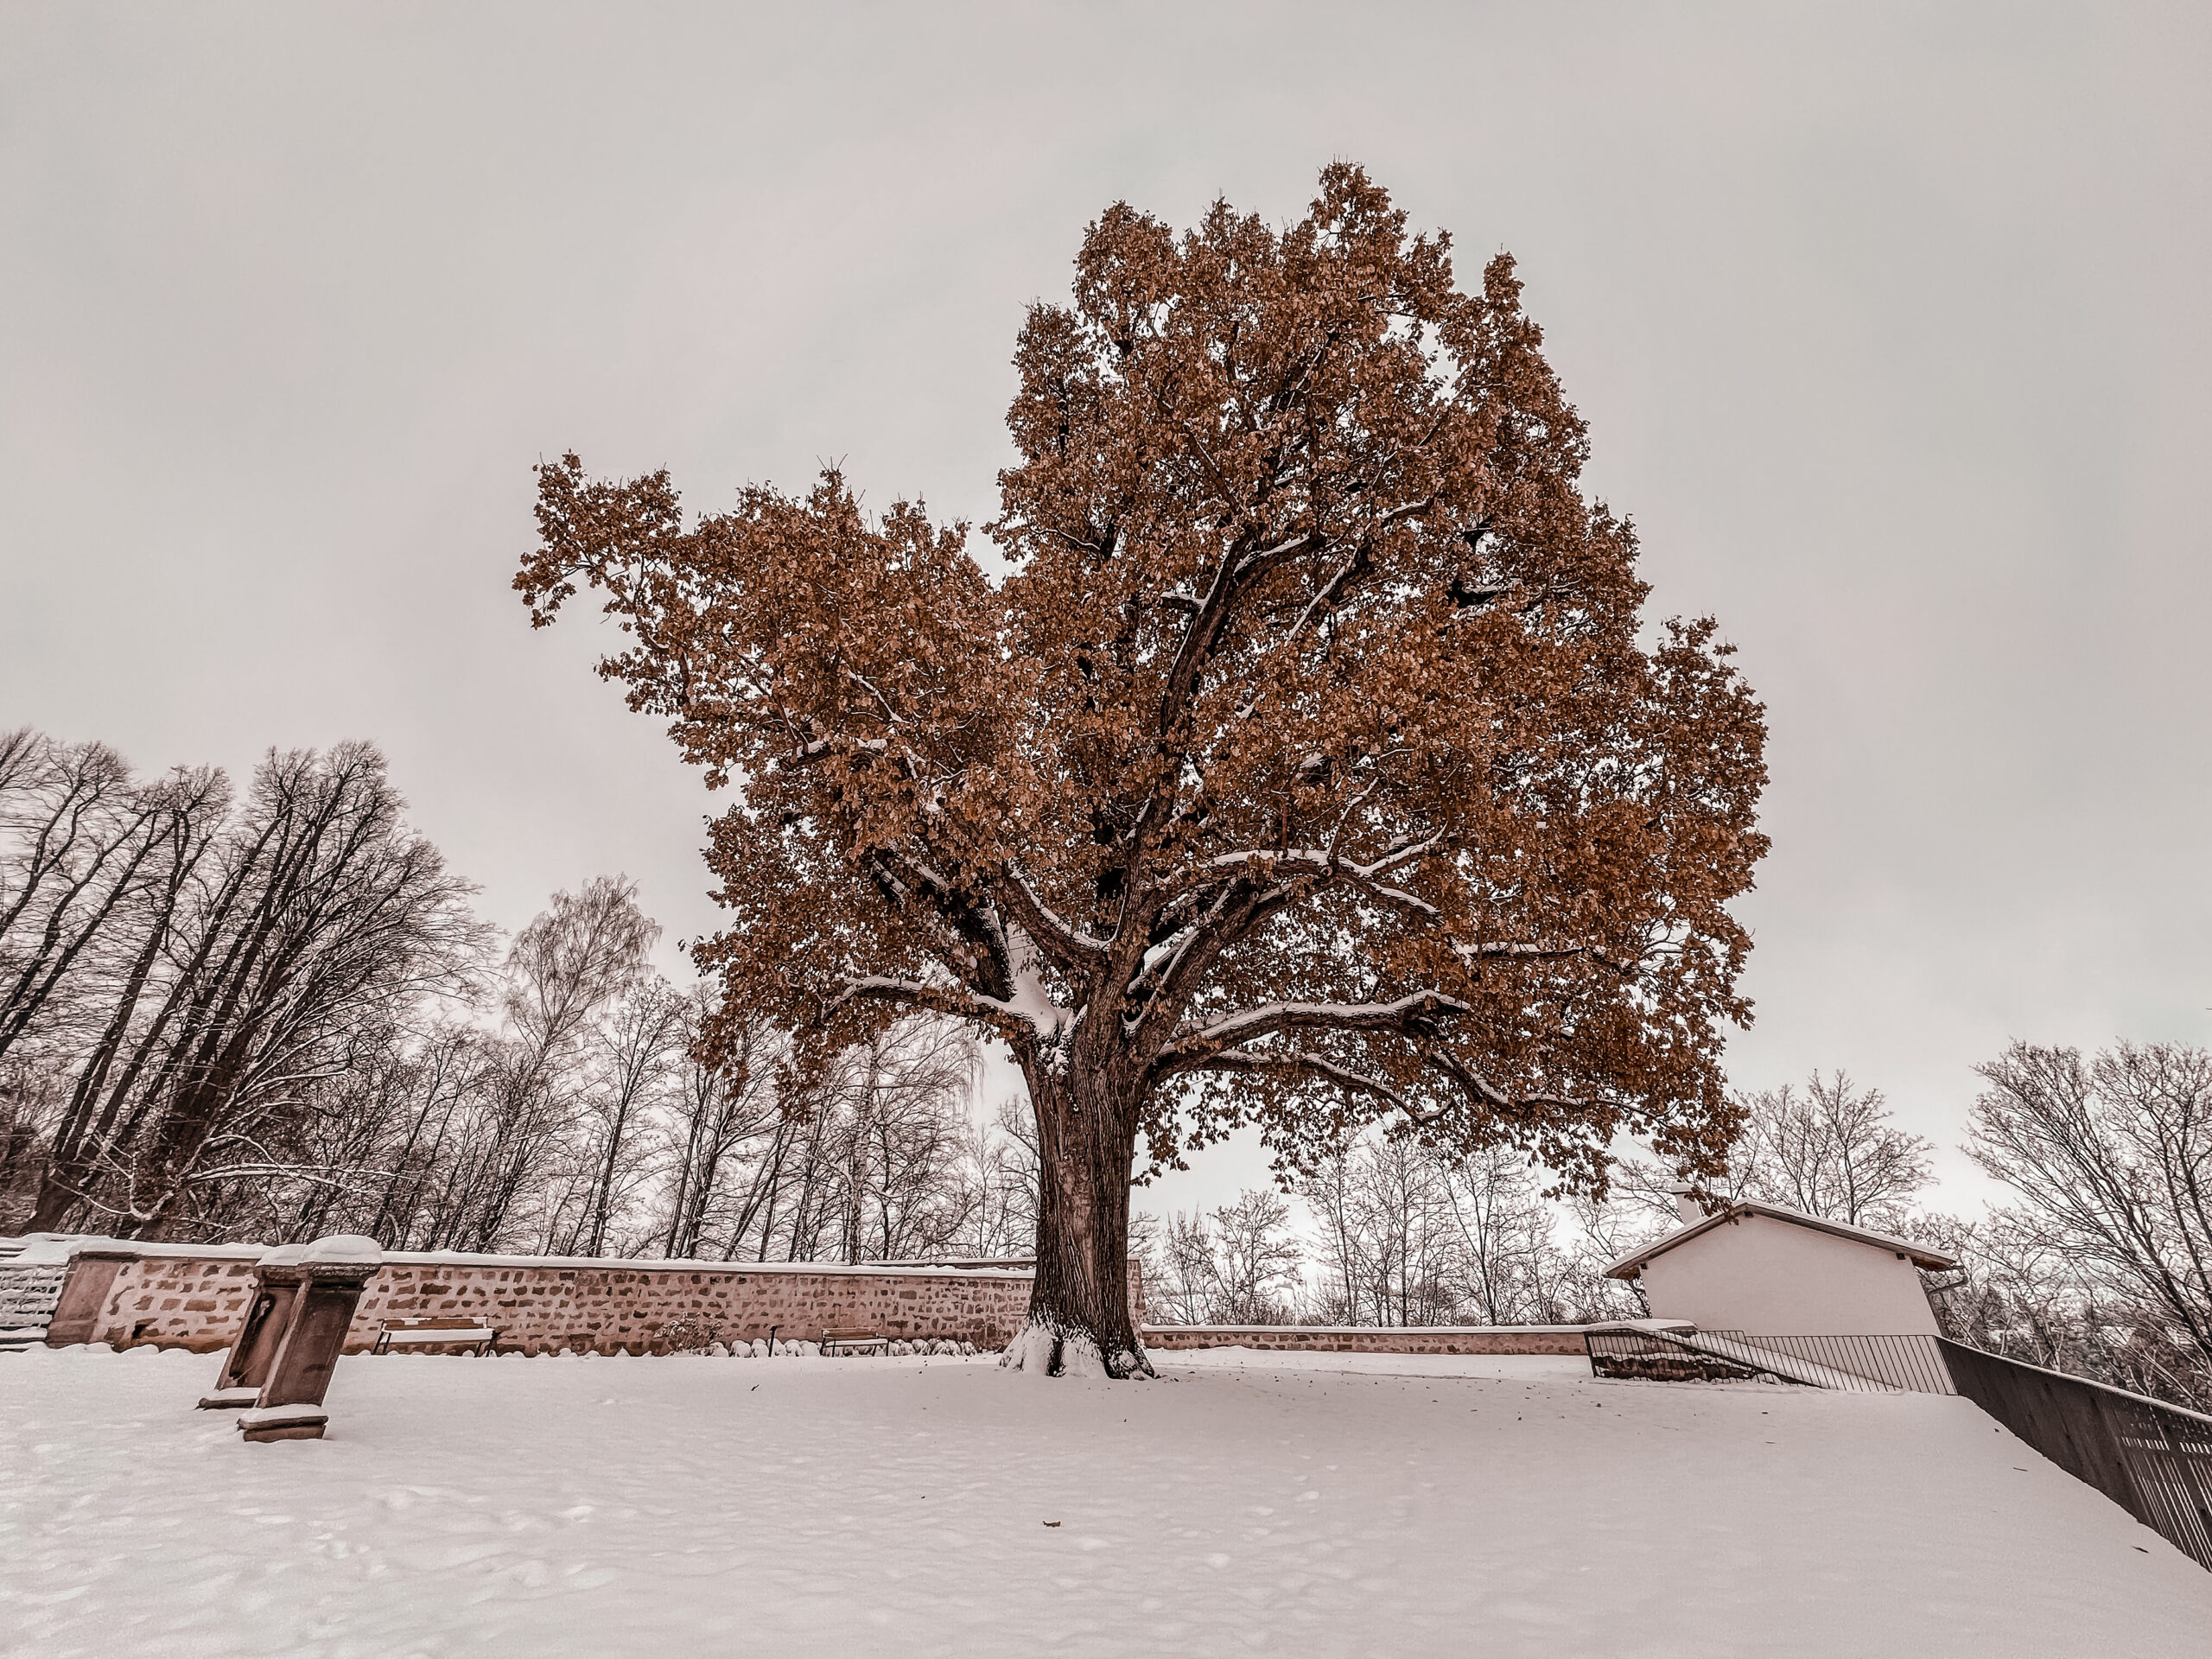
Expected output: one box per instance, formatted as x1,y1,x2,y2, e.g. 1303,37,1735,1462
515,165,1767,1376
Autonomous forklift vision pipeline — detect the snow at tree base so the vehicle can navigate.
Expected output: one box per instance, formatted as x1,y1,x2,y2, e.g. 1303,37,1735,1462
5,1346,2209,1656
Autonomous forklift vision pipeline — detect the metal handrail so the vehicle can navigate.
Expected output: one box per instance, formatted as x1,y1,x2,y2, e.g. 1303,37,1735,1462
1580,1325,2212,1570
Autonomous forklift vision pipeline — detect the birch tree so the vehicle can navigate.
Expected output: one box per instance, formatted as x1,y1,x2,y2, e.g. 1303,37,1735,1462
514,163,1768,1376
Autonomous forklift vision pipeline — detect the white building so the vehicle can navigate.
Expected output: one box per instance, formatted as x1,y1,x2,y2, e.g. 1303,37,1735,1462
1603,1193,1959,1337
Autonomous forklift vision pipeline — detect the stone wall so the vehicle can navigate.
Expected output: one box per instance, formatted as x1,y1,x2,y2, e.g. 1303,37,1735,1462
340,1259,1046,1356
41,1242,1624,1359
48,1245,262,1347
47,1244,1142,1357
1141,1324,1593,1355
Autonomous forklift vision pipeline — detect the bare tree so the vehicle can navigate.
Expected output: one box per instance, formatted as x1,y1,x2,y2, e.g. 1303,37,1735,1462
1556,1188,1662,1319
0,736,169,1068
1137,1194,1303,1327
27,764,232,1228
1964,1041,2212,1405
1204,1189,1305,1323
828,1018,980,1262
1726,1071,1934,1227
1604,1069,1935,1233
658,991,784,1259
460,875,657,1250
574,979,681,1256
130,747,485,1238
658,1015,988,1266
1290,1129,1654,1325
1440,1145,1572,1325
1148,1210,1219,1325
946,1095,1041,1259
1300,1135,1461,1326
346,1022,504,1250
19,744,484,1238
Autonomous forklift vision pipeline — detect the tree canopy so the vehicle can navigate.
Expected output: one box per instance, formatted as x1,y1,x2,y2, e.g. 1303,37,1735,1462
516,163,1768,1374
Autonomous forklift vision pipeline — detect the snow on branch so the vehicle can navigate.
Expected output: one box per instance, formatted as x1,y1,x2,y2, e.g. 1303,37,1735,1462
1154,988,1474,1072
1188,844,1443,919
839,973,1007,1028
838,960,1068,1046
1183,1044,1409,1109
994,866,1110,969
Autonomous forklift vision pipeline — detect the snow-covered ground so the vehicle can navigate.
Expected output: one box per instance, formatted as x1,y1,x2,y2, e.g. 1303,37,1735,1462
4,1344,2209,1656
1169,1345,1598,1382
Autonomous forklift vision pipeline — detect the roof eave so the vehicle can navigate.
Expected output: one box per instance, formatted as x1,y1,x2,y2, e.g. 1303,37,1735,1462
1601,1203,1960,1278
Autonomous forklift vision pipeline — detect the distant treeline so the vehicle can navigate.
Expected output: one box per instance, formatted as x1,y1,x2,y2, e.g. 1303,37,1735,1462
1146,1061,2212,1413
0,728,1034,1260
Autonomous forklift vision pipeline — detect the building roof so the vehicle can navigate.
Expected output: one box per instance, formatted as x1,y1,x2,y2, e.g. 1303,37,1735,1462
1601,1200,1960,1279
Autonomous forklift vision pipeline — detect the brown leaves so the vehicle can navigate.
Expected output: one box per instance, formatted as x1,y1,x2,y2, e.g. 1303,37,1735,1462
516,162,1768,1202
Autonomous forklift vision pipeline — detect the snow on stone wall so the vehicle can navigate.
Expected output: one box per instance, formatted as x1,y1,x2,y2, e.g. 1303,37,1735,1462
45,1247,1146,1356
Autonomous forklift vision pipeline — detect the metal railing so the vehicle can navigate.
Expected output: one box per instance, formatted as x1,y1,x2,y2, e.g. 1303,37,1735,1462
1722,1332,1957,1393
1938,1338,2212,1571
1582,1325,2212,1569
1584,1328,1955,1393
0,1262,67,1351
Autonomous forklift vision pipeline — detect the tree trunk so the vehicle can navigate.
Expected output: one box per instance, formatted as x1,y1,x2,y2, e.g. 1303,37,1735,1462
1006,1058,1151,1378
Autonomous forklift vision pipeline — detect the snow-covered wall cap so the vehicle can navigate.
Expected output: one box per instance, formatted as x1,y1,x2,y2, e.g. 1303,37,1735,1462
0,1234,269,1262
1,1233,86,1263
368,1249,1039,1277
0,1234,1052,1279
1601,1201,1959,1279
302,1234,384,1268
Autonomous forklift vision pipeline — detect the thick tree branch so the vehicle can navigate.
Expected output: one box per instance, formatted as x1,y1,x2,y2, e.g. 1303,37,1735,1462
1151,988,1473,1077
1180,1045,1408,1109
835,973,1061,1043
1185,845,1442,920
993,865,1110,976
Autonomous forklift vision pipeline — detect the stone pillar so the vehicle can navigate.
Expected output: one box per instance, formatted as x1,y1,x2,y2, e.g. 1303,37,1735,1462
200,1245,305,1408
44,1247,137,1346
231,1236,383,1443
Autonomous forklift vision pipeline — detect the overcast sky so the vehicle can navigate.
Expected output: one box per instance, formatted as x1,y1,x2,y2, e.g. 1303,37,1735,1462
4,2,2206,1218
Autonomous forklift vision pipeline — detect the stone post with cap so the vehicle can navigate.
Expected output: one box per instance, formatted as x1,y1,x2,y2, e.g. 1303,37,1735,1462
200,1235,383,1442
198,1243,308,1408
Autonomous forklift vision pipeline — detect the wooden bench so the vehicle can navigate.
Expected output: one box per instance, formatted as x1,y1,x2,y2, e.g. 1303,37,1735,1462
372,1317,497,1356
818,1327,890,1357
